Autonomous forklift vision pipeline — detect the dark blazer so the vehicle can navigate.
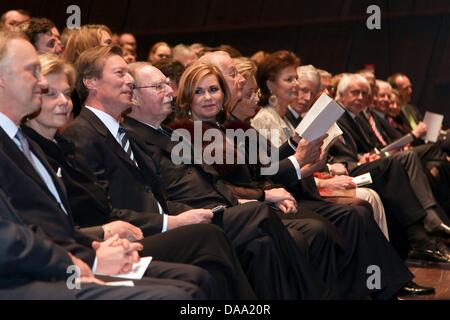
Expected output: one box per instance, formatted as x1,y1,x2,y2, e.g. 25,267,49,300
22,125,157,236
285,108,301,127
329,111,375,171
123,116,236,208
0,127,96,264
62,108,181,236
0,188,71,287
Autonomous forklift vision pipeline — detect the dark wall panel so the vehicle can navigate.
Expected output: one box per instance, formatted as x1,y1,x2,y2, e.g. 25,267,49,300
1,0,449,125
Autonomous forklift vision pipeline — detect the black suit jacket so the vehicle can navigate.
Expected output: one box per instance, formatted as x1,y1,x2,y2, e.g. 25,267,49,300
329,111,377,171
0,188,71,287
0,127,96,264
123,116,237,208
62,108,180,236
285,108,301,127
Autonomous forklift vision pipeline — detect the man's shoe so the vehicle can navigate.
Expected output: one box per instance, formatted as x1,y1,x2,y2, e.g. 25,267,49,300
398,281,435,297
409,240,450,263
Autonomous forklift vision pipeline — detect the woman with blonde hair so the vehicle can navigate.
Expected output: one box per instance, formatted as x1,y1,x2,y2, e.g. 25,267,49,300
62,24,113,64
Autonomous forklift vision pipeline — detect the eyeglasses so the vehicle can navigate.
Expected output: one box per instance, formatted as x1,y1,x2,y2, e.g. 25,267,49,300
225,68,239,80
157,54,171,59
133,80,171,93
249,89,261,102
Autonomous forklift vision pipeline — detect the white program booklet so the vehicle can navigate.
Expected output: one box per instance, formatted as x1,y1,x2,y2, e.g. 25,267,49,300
295,93,345,141
104,281,135,287
380,134,414,154
95,256,153,280
322,123,343,153
352,173,373,187
423,111,444,142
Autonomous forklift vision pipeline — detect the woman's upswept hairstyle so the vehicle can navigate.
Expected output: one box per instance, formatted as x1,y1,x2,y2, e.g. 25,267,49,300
63,24,112,64
256,50,300,106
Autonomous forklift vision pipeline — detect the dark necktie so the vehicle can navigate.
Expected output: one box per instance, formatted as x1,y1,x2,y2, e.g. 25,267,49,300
118,126,138,166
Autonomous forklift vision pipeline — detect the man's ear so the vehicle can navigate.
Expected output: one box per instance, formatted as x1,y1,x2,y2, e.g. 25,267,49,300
0,71,6,90
83,77,97,91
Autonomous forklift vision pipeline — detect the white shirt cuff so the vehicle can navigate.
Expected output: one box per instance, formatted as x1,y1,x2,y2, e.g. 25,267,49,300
162,214,168,233
287,138,296,151
92,257,98,273
288,155,302,180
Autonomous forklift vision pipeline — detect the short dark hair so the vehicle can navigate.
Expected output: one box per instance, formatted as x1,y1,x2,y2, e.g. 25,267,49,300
21,17,55,47
75,45,123,103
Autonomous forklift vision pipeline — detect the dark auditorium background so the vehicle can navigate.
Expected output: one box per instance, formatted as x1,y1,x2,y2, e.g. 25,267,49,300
2,0,449,126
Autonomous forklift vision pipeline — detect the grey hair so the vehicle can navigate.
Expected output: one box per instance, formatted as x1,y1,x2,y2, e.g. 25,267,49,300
336,74,371,100
297,64,321,93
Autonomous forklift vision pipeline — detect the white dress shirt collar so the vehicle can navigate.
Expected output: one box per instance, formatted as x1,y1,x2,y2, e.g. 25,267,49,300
85,106,121,143
0,112,19,139
287,105,300,119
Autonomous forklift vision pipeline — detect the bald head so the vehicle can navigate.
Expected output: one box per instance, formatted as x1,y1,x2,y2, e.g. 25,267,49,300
199,50,244,105
128,62,174,126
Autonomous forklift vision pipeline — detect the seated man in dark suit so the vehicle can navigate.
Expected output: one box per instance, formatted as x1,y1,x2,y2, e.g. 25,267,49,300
0,188,206,300
387,73,450,155
62,45,329,299
372,80,450,214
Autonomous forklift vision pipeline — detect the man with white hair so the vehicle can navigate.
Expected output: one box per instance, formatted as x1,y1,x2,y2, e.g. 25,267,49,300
330,74,450,264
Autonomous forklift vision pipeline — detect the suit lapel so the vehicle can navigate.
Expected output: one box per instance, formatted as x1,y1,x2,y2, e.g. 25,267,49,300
285,109,301,127
28,139,73,218
80,108,141,172
0,128,51,192
0,128,73,225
